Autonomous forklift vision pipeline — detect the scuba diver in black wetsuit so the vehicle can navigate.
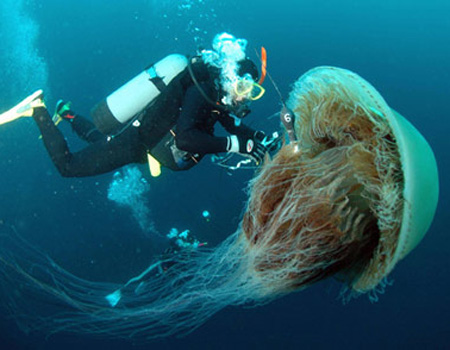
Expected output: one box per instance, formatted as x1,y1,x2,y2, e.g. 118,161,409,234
1,33,278,178
104,228,207,307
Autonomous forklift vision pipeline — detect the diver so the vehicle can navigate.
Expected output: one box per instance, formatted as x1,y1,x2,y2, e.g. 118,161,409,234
105,228,207,307
0,33,279,178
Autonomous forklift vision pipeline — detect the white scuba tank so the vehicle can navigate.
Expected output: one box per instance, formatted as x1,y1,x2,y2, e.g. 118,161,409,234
91,54,188,134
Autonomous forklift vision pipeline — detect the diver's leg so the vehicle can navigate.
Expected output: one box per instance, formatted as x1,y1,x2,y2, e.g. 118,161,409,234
33,106,75,174
69,115,104,143
54,101,104,143
105,261,162,307
33,107,146,177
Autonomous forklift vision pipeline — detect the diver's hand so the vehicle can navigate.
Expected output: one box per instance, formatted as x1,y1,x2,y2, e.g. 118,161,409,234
253,130,266,143
253,130,282,155
227,134,267,164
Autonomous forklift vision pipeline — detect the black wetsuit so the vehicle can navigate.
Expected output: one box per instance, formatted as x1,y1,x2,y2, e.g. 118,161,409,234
32,59,257,177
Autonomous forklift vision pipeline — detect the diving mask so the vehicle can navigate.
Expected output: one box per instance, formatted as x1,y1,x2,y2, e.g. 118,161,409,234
233,75,265,101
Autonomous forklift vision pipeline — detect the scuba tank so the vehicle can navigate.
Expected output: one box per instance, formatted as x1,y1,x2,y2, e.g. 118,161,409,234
91,54,188,134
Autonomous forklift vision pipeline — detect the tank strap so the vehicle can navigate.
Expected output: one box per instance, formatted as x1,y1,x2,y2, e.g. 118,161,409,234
147,66,167,92
150,77,166,92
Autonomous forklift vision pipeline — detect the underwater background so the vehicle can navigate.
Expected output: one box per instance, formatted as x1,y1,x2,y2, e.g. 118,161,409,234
0,0,448,349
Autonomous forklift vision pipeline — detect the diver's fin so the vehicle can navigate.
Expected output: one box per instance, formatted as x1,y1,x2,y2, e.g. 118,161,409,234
52,100,73,125
0,90,45,126
134,281,145,295
105,289,122,308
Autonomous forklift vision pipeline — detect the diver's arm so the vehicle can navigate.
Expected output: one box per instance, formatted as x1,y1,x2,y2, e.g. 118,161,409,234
217,112,270,163
218,113,257,138
176,85,229,154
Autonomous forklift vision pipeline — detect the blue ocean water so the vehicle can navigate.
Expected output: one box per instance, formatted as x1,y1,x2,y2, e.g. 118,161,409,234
0,0,448,348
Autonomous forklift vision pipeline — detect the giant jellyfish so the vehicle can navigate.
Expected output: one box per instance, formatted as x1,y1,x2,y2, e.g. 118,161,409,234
0,67,439,340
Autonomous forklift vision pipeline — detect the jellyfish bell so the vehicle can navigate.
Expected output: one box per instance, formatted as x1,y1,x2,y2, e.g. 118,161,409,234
241,66,439,295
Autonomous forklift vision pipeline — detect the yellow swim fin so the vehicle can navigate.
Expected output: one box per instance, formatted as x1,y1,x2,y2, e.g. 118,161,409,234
0,90,45,126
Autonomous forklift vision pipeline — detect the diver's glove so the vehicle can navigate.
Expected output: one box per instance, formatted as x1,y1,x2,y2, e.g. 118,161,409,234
252,130,283,156
253,130,266,143
259,130,283,155
227,133,267,164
